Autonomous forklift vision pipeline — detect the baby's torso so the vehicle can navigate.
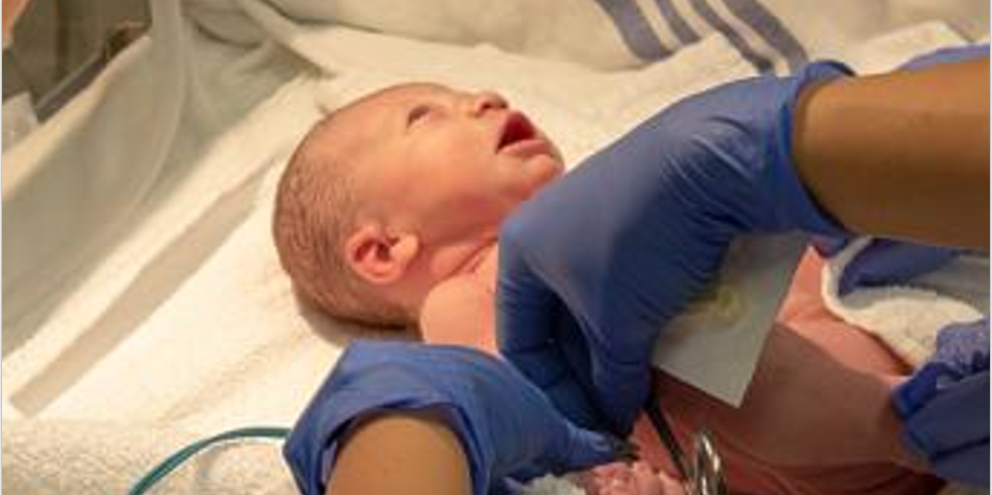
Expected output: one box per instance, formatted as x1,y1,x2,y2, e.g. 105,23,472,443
419,248,941,495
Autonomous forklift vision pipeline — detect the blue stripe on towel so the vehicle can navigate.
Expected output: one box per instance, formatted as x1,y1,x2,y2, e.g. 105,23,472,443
653,0,700,44
720,0,808,70
591,0,671,60
687,0,773,72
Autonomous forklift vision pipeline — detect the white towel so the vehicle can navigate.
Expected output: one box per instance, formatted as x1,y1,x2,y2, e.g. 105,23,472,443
821,238,987,367
1,420,296,495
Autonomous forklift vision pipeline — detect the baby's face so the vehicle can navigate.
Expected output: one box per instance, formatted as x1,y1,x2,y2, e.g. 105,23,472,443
337,83,564,242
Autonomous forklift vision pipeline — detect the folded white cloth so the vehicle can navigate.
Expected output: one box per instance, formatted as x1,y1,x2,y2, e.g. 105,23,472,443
821,238,987,367
1,420,296,495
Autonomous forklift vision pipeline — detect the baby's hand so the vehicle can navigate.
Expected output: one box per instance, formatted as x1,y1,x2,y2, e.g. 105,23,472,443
574,462,685,495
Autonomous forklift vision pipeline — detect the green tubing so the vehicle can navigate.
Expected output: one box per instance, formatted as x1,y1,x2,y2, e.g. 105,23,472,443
127,426,291,495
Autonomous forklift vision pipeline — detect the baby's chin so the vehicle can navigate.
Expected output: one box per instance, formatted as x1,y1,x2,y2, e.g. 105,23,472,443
523,157,565,197
497,151,565,201
532,153,566,184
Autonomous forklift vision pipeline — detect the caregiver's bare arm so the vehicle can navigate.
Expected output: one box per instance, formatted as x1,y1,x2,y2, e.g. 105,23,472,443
793,57,989,249
326,412,472,495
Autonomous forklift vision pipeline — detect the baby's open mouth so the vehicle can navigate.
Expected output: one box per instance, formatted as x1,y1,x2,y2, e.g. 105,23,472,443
497,111,540,152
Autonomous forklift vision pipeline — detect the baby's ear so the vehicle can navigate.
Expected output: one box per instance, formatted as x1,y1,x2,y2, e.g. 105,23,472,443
345,224,421,286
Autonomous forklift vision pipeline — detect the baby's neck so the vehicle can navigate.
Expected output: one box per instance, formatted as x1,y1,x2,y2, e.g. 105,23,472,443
441,240,497,279
404,239,499,317
417,241,501,351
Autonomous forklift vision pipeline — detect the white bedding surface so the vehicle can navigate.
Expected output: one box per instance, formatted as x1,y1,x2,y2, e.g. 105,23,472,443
1,7,980,494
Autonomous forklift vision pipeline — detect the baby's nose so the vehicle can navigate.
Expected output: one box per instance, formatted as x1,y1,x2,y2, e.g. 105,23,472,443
468,91,508,116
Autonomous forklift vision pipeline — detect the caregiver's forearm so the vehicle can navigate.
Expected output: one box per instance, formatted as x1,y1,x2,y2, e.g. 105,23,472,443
326,412,473,495
792,57,989,249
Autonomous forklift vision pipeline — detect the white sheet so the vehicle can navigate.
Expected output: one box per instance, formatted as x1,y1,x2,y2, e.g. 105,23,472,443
195,0,988,72
822,239,987,367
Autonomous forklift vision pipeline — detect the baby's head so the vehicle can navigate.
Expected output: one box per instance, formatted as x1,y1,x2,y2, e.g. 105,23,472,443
273,83,564,327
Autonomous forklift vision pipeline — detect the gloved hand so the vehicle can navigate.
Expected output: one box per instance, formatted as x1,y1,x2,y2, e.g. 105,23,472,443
497,61,850,434
283,340,619,495
893,318,990,486
899,44,990,71
813,237,961,296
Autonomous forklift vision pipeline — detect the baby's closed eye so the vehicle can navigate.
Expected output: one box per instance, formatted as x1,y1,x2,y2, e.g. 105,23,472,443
407,104,433,126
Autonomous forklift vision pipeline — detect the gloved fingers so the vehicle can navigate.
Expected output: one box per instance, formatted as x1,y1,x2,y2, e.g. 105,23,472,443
502,315,606,430
893,364,951,417
899,44,990,71
932,319,990,369
548,423,622,471
521,422,620,479
491,476,526,495
590,347,653,435
497,244,605,427
839,239,960,296
529,352,604,430
554,314,615,429
895,319,990,416
930,442,990,487
902,372,989,462
496,234,560,373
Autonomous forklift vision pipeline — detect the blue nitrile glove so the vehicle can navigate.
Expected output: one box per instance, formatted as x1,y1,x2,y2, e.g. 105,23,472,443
497,61,851,434
814,237,961,296
283,341,618,495
893,318,990,486
899,44,989,71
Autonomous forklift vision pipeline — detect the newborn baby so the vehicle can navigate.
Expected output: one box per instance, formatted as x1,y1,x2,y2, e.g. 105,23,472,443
273,82,559,329
273,83,942,495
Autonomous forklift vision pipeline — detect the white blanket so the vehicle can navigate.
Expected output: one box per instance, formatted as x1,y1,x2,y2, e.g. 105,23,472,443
192,0,988,72
822,239,988,367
